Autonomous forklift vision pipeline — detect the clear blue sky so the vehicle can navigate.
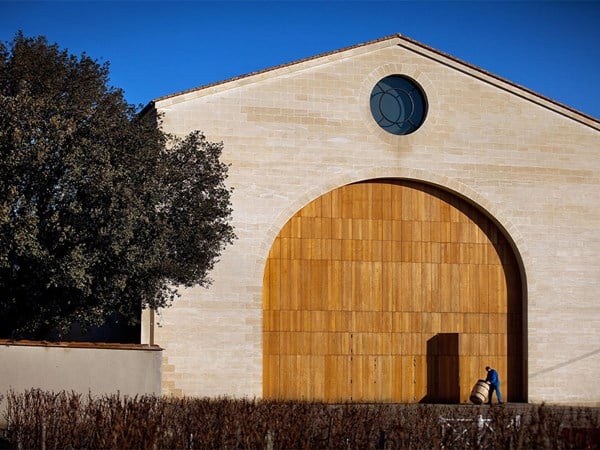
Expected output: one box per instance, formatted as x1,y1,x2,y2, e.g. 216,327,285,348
1,1,599,118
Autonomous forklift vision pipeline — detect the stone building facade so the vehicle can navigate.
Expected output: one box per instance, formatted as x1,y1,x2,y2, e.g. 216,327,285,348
142,34,599,405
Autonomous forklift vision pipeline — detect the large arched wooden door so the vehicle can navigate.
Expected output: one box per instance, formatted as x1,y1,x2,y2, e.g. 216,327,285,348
263,179,524,403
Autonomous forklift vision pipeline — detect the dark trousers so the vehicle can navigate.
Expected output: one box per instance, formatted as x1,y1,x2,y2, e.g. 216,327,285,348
488,382,503,404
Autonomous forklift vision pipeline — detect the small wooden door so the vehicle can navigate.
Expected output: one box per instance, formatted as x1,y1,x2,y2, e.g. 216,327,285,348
426,333,460,403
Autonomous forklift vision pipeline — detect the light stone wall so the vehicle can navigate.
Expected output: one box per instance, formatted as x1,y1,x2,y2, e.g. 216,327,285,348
0,342,162,427
148,36,600,405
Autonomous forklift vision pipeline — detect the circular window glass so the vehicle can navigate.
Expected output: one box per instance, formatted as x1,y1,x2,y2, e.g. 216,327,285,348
370,75,427,135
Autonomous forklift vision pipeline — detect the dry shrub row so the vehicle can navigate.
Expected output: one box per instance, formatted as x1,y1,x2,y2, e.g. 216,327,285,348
1,389,599,449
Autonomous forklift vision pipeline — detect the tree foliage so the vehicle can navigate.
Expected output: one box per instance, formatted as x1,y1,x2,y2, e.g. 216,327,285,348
0,33,235,338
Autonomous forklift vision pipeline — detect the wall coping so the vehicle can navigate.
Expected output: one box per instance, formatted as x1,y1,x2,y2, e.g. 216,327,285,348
0,339,162,351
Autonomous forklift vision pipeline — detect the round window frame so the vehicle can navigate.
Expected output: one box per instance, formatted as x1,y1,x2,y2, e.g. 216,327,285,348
370,75,428,135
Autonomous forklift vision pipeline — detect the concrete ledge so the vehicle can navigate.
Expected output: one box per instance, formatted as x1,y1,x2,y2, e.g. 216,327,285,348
0,338,162,351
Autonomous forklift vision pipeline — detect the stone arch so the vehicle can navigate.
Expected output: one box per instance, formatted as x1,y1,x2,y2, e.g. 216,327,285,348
262,177,526,403
258,169,529,289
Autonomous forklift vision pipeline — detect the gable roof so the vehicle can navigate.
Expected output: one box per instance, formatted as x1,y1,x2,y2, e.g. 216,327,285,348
143,34,599,130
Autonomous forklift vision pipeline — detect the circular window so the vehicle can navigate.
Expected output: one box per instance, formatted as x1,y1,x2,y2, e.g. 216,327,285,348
370,75,427,135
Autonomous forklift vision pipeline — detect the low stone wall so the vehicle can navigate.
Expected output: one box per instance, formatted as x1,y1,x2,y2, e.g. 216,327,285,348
0,340,162,428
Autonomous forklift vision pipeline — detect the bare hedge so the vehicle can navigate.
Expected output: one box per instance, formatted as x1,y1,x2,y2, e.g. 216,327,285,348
1,389,598,449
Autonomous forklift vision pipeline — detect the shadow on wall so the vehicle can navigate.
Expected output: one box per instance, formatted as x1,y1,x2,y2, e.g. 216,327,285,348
421,333,460,404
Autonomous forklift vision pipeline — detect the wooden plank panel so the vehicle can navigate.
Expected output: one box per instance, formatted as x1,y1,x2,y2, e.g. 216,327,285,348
392,314,406,334
479,314,490,334
269,236,281,260
352,218,363,240
328,355,349,401
324,332,339,354
263,354,279,397
310,333,328,355
341,238,352,261
411,241,422,263
459,356,476,402
402,355,415,402
401,185,413,220
286,259,299,310
401,221,412,243
422,241,432,263
428,194,440,221
341,261,353,311
421,263,432,312
277,355,297,399
392,356,403,401
449,264,460,312
382,262,394,311
372,261,383,311
394,241,405,262
298,355,312,400
351,262,362,311
309,260,323,310
269,259,282,311
390,184,402,220
331,218,342,239
311,355,325,399
464,314,480,334
317,237,334,261
300,331,313,354
400,263,412,311
449,203,464,223
320,217,332,240
279,283,298,312
279,220,291,239
300,217,312,239
330,188,342,218
391,262,402,311
300,196,319,218
376,356,393,400
440,242,451,264
277,311,289,333
263,310,279,333
409,189,420,221
312,236,323,259
263,259,271,310
341,186,353,218
372,239,382,262
263,331,279,356
412,332,424,355
439,264,452,312
350,355,365,401
310,311,327,334
391,219,402,242
439,200,451,223
371,183,383,220
328,260,342,310
331,238,342,260
279,237,290,259
488,265,501,313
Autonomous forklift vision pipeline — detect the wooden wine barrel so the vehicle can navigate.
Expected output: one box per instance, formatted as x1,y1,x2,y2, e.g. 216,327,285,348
470,379,490,404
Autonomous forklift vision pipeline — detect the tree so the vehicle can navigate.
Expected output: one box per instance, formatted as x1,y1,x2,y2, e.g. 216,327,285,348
0,33,235,339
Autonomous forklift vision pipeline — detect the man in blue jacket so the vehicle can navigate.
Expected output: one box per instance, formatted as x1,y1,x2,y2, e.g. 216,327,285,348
485,366,503,404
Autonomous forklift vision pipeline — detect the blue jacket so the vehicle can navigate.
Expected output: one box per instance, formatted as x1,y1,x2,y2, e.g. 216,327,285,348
486,369,499,385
